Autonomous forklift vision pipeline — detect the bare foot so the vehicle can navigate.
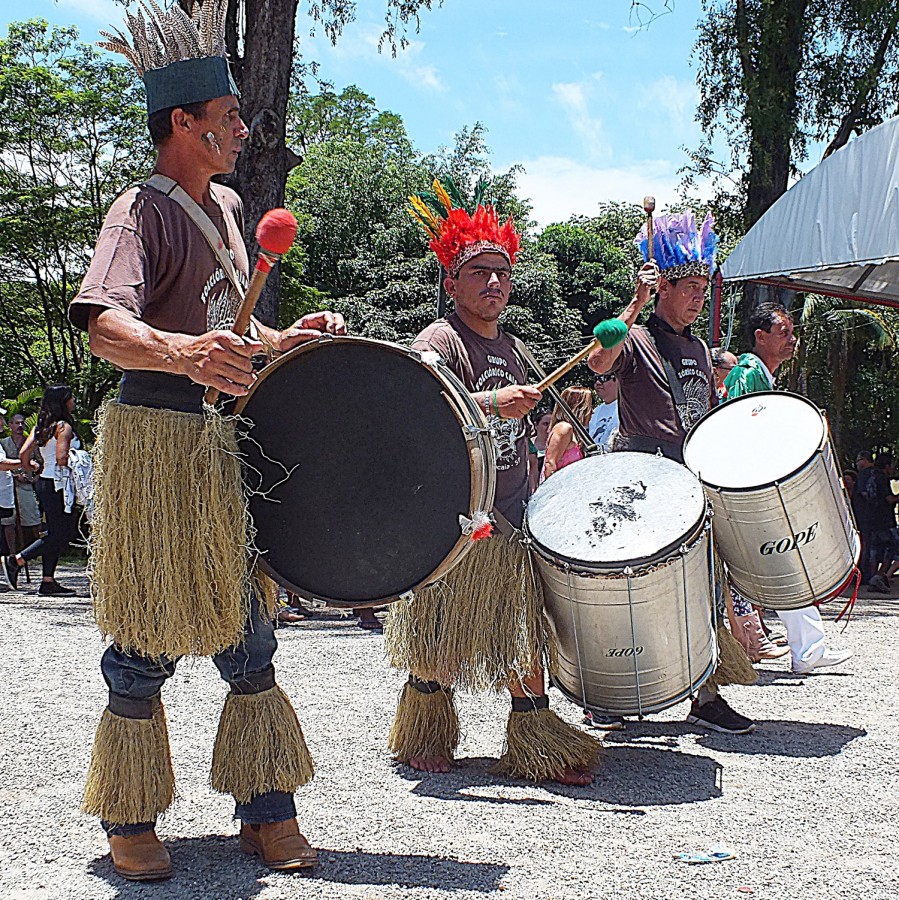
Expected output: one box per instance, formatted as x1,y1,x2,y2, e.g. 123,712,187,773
551,767,593,786
408,754,453,773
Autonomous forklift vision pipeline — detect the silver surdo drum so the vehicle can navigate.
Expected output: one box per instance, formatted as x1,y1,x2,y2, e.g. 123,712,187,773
525,452,716,717
683,391,860,610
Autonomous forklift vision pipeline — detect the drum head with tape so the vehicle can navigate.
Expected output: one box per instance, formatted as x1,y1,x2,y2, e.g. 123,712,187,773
236,338,479,604
683,391,826,490
526,452,707,569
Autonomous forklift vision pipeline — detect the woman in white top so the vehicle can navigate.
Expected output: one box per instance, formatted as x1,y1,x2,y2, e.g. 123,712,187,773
2,386,79,595
0,407,30,569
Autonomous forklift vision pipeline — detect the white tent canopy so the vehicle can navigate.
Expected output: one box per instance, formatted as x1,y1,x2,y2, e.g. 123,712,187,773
720,116,899,305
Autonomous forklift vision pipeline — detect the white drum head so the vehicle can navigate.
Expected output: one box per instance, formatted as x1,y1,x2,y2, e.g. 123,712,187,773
526,452,707,567
683,392,825,490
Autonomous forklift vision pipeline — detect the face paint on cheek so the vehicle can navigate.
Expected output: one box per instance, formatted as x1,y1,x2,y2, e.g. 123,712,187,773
202,131,222,154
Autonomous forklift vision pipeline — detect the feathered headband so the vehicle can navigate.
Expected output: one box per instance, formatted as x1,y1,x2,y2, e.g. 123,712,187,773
99,0,237,115
634,210,718,281
409,177,520,277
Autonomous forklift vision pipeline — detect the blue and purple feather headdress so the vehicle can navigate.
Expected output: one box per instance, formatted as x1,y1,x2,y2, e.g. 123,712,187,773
634,210,717,280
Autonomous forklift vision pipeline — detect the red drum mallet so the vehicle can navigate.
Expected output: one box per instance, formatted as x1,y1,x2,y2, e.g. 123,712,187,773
204,208,298,405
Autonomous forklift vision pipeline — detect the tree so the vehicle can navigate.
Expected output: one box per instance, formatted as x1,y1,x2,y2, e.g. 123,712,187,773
0,20,152,411
693,0,899,230
792,296,899,457
537,204,643,333
283,101,586,365
210,0,441,326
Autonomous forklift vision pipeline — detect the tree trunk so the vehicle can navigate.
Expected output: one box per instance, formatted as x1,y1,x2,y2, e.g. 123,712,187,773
740,0,810,230
228,0,300,327
735,0,809,323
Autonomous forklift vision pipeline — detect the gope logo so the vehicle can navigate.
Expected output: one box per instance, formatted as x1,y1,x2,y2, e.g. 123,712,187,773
760,522,819,555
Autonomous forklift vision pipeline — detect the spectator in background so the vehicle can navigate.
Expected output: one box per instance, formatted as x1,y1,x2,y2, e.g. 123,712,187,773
711,347,738,400
855,451,874,583
541,386,593,480
0,406,30,576
866,451,898,594
588,373,619,449
2,386,79,595
1,412,43,554
529,408,552,491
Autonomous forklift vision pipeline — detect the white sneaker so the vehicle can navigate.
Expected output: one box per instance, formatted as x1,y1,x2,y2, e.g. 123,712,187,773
792,648,853,674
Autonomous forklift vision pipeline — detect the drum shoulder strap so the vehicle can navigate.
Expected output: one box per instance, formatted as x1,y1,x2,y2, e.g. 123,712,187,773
145,173,246,303
643,320,687,410
512,336,597,453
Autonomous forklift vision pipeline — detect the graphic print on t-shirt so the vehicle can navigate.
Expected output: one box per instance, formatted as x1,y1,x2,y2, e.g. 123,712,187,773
473,353,524,471
675,355,712,430
202,262,248,332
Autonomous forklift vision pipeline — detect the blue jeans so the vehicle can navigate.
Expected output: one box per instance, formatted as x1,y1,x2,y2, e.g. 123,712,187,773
100,596,296,836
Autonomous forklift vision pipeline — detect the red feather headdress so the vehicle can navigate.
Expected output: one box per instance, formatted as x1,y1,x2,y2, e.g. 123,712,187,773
409,178,520,277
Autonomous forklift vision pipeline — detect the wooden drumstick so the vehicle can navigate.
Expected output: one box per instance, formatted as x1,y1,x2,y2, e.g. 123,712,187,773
643,195,656,262
204,208,298,405
535,319,628,392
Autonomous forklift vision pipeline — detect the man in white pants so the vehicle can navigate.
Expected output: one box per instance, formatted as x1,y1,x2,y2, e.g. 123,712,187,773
723,303,853,674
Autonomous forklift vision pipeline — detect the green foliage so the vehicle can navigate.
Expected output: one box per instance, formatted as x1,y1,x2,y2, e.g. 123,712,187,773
536,204,642,332
283,94,598,367
0,20,151,410
690,0,899,225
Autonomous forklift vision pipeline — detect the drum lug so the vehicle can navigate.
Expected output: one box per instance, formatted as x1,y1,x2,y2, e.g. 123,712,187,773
317,333,335,343
463,424,491,440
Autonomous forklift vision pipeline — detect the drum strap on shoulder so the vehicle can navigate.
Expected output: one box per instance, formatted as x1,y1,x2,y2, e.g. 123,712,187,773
643,322,688,415
512,337,597,453
145,173,247,304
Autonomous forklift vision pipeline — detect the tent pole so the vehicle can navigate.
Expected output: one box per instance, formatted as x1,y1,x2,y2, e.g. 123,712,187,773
711,268,723,346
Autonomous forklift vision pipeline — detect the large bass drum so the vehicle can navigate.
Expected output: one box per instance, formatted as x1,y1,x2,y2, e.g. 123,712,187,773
235,336,495,607
683,391,860,610
525,452,716,717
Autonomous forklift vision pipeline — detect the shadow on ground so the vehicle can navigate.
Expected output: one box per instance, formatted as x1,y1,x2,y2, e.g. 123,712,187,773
397,743,722,809
600,715,864,758
695,719,866,757
88,835,507,897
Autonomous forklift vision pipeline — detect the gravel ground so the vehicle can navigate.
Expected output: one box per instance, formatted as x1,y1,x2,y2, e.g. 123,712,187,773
0,563,895,900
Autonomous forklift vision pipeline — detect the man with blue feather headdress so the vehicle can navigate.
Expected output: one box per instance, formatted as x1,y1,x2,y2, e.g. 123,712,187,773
587,209,759,735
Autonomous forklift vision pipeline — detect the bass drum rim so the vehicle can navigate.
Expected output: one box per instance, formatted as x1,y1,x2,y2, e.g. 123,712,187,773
235,335,495,608
684,391,827,493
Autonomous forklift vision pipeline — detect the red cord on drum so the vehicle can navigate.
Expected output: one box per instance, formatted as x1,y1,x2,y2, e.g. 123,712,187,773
817,566,860,631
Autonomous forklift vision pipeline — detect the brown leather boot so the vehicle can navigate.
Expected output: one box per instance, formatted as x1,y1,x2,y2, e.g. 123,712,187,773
239,819,317,870
735,612,790,662
107,830,172,881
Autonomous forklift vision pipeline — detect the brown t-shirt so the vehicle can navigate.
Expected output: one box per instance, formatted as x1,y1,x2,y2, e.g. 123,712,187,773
70,180,249,336
412,313,531,528
611,313,716,452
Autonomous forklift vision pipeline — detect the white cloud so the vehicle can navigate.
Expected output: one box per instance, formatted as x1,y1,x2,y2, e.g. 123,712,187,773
511,155,711,227
552,73,607,159
316,26,445,93
639,75,699,136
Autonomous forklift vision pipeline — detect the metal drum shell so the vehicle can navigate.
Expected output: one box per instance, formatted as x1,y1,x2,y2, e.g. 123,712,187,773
234,335,496,607
528,509,716,718
524,453,717,715
702,441,860,610
684,393,860,610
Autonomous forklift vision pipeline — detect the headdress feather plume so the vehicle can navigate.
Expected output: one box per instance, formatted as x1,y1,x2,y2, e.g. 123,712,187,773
98,0,228,76
635,209,718,279
409,176,520,276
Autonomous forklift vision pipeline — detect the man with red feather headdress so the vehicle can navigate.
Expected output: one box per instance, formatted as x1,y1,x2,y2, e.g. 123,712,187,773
385,179,600,784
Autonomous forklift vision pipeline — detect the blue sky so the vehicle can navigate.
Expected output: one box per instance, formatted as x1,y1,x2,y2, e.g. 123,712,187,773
3,0,714,225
